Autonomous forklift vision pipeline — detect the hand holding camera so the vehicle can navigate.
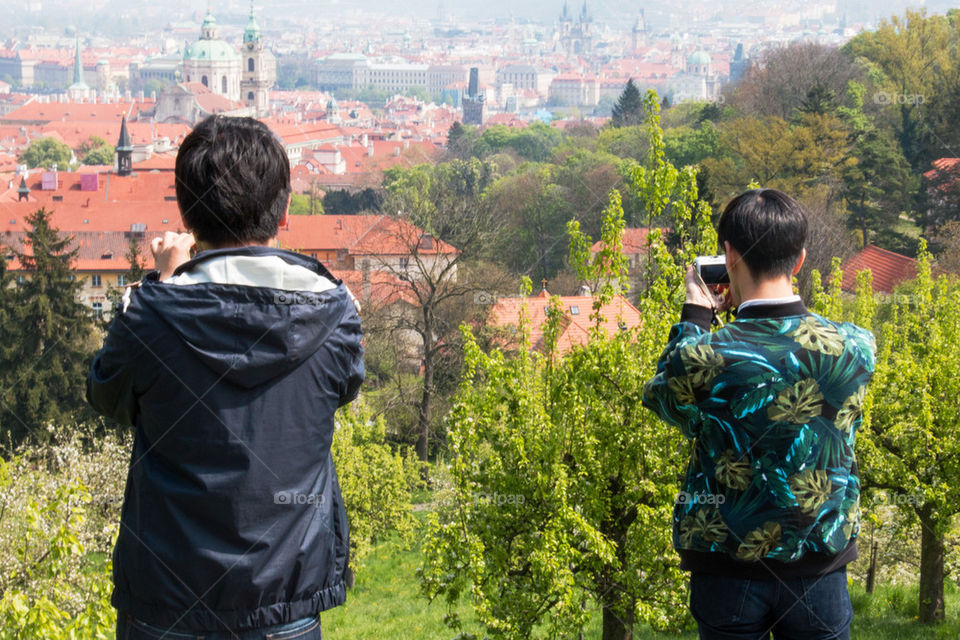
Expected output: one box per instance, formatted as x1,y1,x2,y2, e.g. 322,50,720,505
686,255,732,314
151,232,196,281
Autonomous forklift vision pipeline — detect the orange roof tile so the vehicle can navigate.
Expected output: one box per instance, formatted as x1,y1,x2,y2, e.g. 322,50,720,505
841,244,917,294
488,291,642,354
590,228,667,255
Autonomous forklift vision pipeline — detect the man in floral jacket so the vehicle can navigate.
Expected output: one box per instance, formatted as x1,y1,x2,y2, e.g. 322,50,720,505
643,188,875,640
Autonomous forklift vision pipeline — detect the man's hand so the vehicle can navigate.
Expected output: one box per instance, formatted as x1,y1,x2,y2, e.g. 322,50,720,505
685,265,729,311
151,232,196,281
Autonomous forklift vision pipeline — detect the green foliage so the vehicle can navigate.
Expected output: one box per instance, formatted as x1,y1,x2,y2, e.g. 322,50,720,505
2,209,96,445
663,121,720,169
857,242,960,528
80,144,114,166
420,90,716,639
0,428,129,639
333,401,420,563
472,122,562,162
610,79,644,127
17,138,72,170
289,192,325,215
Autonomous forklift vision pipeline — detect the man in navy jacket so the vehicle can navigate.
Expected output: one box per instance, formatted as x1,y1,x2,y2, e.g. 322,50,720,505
87,115,364,639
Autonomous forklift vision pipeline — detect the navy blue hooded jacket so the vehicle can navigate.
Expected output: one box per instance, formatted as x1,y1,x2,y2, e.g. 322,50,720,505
86,245,364,631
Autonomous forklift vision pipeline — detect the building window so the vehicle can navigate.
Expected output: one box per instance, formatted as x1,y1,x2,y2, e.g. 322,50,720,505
222,76,228,93
92,302,103,319
399,257,409,269
248,91,254,101
117,274,127,287
201,75,208,87
15,275,25,285
248,58,255,72
91,274,102,288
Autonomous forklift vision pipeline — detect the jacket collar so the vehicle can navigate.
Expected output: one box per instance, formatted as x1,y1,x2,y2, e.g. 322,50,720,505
734,299,807,319
171,245,339,282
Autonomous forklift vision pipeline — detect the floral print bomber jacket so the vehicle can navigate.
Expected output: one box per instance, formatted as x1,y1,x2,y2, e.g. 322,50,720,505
642,300,876,575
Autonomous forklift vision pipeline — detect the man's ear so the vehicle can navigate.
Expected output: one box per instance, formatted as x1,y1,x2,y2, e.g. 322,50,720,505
792,248,807,275
279,193,290,228
724,241,739,269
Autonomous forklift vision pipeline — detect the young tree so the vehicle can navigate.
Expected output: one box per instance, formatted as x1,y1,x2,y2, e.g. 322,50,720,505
420,90,718,640
852,243,960,623
2,209,95,444
379,159,510,467
610,79,644,127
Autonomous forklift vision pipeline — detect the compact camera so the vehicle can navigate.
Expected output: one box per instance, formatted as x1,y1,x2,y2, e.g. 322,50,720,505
693,255,730,286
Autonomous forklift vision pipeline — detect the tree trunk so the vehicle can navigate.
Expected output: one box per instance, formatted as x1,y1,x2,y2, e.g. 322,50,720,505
599,475,637,640
602,603,633,640
416,309,434,474
918,505,945,623
865,540,878,595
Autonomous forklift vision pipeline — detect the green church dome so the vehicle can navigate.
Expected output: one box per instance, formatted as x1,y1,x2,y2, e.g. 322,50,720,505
687,50,712,66
184,39,240,61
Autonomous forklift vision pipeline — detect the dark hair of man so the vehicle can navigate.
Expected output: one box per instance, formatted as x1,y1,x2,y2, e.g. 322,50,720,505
175,115,290,245
717,188,807,279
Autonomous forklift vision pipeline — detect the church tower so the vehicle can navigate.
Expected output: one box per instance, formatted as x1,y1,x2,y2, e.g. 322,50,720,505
240,2,276,116
116,115,133,176
67,37,90,101
182,9,242,101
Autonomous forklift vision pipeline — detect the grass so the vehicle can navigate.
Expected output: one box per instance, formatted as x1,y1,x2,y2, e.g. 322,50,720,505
322,531,960,639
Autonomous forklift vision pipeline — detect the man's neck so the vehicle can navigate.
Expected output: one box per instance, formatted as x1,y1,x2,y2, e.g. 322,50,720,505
735,277,796,306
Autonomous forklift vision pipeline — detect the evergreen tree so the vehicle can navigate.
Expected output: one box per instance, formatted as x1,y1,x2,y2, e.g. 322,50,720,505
797,82,837,117
105,236,148,320
124,236,146,283
2,209,96,444
610,79,644,127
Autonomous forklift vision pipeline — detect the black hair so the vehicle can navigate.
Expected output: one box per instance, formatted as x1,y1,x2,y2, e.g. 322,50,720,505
175,115,290,245
717,188,807,278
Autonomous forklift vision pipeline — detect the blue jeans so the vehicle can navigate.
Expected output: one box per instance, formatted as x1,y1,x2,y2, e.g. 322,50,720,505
689,568,852,640
115,612,322,640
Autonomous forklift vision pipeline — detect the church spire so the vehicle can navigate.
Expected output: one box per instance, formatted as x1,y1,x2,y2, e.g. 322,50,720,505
116,115,133,176
72,38,83,85
67,36,90,100
244,0,262,44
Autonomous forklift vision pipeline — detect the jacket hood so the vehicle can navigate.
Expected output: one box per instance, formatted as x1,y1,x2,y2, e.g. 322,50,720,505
134,246,350,388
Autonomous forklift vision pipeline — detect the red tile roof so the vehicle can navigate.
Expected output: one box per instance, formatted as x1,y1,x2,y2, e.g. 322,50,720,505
590,227,666,255
488,289,642,354
841,244,917,294
1,230,160,272
923,157,960,192
277,214,458,256
1,100,148,124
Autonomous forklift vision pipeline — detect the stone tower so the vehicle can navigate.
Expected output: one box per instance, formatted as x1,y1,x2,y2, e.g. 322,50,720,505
240,2,276,116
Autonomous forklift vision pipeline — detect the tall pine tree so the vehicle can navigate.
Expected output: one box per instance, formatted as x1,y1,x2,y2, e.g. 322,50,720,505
2,208,96,444
610,79,644,127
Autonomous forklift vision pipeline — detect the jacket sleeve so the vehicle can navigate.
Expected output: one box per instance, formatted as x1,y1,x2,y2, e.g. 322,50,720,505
642,304,713,438
85,290,149,426
330,297,365,408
